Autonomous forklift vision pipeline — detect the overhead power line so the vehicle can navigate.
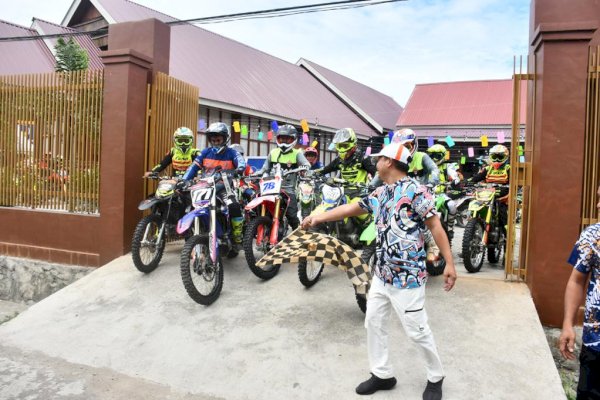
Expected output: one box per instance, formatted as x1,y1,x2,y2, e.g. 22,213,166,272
0,0,406,42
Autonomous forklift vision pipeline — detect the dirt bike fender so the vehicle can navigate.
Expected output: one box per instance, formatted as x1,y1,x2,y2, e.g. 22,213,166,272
359,221,376,245
245,195,277,210
176,209,207,234
138,196,163,211
312,203,336,215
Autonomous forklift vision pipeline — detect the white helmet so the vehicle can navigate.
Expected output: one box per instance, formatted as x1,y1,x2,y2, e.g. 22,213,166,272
276,125,298,153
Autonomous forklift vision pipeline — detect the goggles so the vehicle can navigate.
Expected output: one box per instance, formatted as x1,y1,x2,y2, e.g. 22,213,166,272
430,152,445,162
490,154,506,162
336,142,354,151
277,136,295,144
175,137,193,145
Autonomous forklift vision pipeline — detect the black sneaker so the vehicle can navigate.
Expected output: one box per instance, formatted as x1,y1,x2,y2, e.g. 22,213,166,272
422,378,443,400
355,373,397,395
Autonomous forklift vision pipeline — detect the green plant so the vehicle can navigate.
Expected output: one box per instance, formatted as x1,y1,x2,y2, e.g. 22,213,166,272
54,37,89,72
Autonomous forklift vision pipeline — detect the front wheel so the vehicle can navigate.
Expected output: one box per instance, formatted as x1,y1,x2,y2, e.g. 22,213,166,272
298,260,324,288
131,214,166,273
243,216,281,280
180,235,224,305
462,219,485,273
488,230,505,264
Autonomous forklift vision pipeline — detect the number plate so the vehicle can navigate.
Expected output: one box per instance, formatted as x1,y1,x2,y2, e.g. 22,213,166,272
260,179,281,195
191,187,214,205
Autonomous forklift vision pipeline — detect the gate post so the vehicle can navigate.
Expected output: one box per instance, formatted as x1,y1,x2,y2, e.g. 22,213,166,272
528,0,598,326
98,19,170,265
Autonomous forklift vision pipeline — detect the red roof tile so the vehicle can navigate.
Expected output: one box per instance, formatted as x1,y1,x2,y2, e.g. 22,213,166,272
31,18,104,71
0,19,55,75
397,79,527,127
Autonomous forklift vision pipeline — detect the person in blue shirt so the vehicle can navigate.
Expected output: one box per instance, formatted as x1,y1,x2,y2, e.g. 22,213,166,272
182,122,246,246
303,146,323,170
560,184,600,399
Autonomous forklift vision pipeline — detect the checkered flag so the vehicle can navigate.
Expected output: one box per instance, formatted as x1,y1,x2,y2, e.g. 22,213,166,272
256,228,371,295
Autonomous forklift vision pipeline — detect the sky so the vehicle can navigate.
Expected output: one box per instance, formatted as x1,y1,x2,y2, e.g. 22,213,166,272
0,0,530,107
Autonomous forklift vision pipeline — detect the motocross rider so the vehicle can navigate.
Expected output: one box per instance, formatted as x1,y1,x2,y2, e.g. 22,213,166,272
303,146,323,170
181,122,247,247
427,143,461,241
315,128,377,229
144,127,200,178
253,124,311,230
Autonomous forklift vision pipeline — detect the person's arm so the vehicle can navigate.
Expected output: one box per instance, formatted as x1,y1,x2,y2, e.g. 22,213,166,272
470,167,487,183
296,152,311,169
425,216,457,291
145,150,172,176
559,269,588,359
182,151,204,181
318,158,339,176
422,153,440,186
301,202,366,229
361,156,378,176
232,149,246,175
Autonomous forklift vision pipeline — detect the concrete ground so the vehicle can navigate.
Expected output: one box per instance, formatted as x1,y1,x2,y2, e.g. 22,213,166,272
0,227,565,400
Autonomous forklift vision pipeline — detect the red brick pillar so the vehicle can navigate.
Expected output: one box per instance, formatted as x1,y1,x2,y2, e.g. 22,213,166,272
528,0,599,326
98,19,170,264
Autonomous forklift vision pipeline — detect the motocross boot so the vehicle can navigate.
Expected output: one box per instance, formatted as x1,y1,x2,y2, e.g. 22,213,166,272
231,217,244,250
446,212,456,243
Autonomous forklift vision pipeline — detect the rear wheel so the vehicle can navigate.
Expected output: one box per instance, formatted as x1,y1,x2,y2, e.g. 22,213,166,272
462,219,485,273
243,216,281,280
131,214,166,273
180,235,223,305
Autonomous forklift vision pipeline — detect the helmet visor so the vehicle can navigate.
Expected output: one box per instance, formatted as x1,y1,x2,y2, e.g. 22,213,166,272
335,142,354,151
277,135,295,144
175,137,193,146
490,153,506,162
430,152,445,163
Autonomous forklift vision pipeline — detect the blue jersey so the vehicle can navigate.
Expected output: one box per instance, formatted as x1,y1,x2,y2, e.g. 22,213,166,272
310,161,324,170
568,223,600,351
183,147,246,181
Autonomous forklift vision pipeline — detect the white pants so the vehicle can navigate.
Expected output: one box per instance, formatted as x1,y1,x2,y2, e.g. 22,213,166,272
365,277,445,383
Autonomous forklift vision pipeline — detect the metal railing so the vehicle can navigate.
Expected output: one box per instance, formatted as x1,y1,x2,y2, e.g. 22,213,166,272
144,72,199,196
0,70,103,213
582,46,600,229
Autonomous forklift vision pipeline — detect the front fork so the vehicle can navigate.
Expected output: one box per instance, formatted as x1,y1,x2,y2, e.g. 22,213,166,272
481,203,493,246
270,197,282,245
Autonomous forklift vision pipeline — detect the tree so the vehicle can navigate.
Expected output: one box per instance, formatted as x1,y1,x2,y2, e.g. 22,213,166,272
54,37,89,72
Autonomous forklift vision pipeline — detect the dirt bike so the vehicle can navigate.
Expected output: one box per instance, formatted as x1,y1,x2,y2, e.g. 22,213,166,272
425,185,453,277
454,184,476,228
297,174,319,219
177,168,240,305
131,174,188,273
461,183,509,273
243,164,306,280
297,177,375,313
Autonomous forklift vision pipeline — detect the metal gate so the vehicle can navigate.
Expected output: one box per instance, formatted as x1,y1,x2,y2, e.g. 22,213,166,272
504,57,534,281
144,72,199,196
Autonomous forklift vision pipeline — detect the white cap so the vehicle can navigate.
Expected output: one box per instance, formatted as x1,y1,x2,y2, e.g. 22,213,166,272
370,142,412,165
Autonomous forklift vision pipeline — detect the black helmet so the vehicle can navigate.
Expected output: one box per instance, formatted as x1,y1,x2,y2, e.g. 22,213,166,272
276,125,298,153
206,122,230,154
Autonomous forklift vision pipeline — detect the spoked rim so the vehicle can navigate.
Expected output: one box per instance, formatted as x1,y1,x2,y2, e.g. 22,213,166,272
468,223,485,268
188,242,220,296
139,220,162,264
305,260,324,280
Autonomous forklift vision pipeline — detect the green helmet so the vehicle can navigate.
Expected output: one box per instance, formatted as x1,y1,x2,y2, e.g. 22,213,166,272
427,143,447,165
333,128,357,160
173,127,194,153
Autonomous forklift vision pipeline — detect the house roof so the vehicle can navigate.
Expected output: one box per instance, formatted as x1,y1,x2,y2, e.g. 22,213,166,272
31,18,104,70
297,58,403,132
0,19,55,75
397,79,527,127
62,0,383,136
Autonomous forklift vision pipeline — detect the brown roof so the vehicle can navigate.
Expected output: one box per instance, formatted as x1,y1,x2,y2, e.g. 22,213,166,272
0,19,55,75
397,79,527,127
63,0,381,136
31,18,104,71
298,58,403,132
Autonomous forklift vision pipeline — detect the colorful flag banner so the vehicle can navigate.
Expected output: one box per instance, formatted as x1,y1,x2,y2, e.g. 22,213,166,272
384,137,390,146
445,151,450,160
520,155,525,163
518,145,524,156
445,135,455,147
267,130,273,141
301,119,309,133
460,156,466,164
233,121,241,133
241,125,248,136
328,142,335,150
311,140,318,148
271,121,279,132
497,131,505,143
468,147,475,157
427,136,434,148
388,131,394,141
302,133,309,145
197,119,206,131
258,131,264,140
481,135,489,147
365,146,372,156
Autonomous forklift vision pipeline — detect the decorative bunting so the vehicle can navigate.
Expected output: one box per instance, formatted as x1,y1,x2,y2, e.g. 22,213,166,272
233,121,241,133
328,142,335,150
481,135,489,147
444,151,450,160
302,133,309,145
365,146,372,156
197,119,206,131
427,136,434,148
518,145,524,156
258,131,264,140
519,155,525,163
384,137,390,146
497,131,505,144
388,131,394,141
468,147,475,157
445,135,455,147
460,156,466,165
271,121,279,132
241,125,248,136
267,130,273,141
311,140,318,148
301,119,310,133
